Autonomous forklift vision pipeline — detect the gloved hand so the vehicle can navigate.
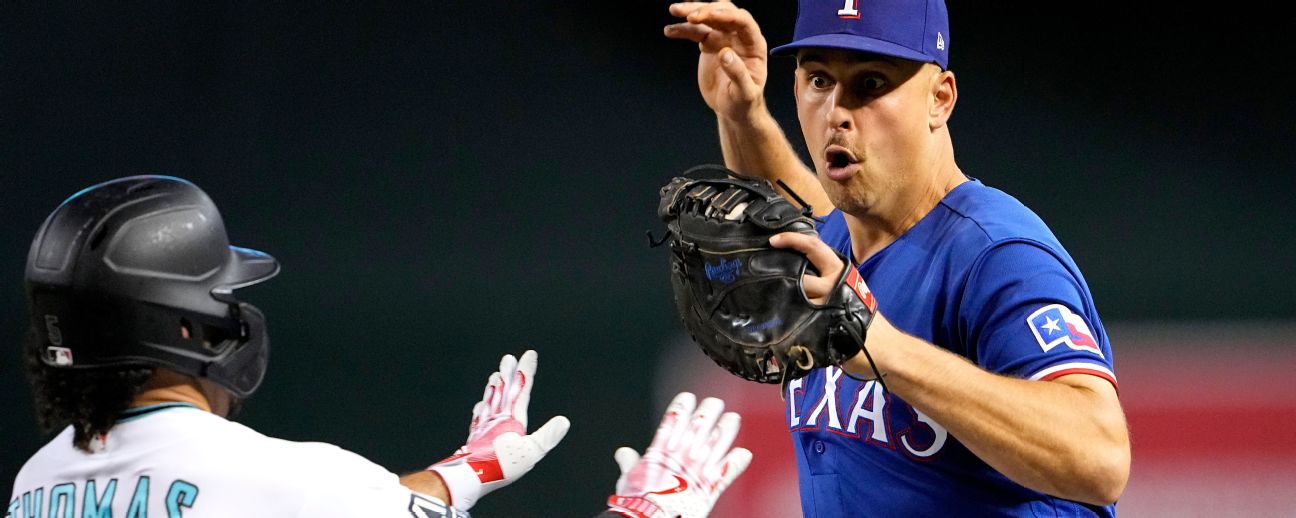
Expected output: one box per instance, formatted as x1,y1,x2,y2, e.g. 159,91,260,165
653,165,883,394
606,392,752,518
428,350,570,510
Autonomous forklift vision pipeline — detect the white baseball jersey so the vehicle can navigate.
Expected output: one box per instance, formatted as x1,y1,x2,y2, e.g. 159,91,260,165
7,403,464,518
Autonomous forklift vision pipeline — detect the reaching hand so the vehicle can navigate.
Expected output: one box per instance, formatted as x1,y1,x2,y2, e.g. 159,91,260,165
665,1,769,123
428,350,570,510
606,392,752,518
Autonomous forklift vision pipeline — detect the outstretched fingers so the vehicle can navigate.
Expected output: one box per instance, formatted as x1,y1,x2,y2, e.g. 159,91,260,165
714,447,753,493
613,446,642,476
666,1,765,53
485,372,505,415
663,22,714,44
650,392,697,453
683,397,725,464
511,350,538,428
498,353,519,406
682,5,764,50
527,415,571,453
667,1,734,17
704,411,742,469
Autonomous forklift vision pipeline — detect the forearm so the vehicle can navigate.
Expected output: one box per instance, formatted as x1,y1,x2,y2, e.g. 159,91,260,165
846,317,1130,505
400,471,450,502
717,112,833,216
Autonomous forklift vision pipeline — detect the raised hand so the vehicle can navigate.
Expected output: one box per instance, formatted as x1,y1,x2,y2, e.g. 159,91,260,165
428,350,570,510
665,1,770,123
606,392,752,518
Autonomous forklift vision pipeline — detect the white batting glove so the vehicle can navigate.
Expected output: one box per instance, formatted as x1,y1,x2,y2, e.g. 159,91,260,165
428,350,570,510
606,392,753,518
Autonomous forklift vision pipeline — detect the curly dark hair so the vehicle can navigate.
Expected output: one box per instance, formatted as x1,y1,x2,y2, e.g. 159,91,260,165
24,329,154,452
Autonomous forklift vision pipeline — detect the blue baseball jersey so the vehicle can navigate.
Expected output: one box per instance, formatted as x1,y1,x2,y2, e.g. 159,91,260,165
788,179,1117,517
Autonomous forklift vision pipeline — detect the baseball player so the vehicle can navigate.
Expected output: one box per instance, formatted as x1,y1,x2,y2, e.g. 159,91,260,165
8,176,750,517
666,0,1130,515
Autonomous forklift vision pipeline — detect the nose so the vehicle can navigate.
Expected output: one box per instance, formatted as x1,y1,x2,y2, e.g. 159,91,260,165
826,88,852,132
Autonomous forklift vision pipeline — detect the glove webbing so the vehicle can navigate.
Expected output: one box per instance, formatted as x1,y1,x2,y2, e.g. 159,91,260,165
685,185,755,221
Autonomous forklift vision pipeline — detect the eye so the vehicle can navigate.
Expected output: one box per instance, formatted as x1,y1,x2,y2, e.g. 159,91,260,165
808,74,833,90
856,75,888,95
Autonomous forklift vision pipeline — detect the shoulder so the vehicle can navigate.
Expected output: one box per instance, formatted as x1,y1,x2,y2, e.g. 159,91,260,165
926,180,1087,285
217,422,397,483
148,410,398,485
913,182,1100,320
939,179,1062,247
10,426,75,493
942,181,1093,289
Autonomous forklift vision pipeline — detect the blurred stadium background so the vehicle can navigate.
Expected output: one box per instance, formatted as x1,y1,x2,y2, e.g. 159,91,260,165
2,3,1292,516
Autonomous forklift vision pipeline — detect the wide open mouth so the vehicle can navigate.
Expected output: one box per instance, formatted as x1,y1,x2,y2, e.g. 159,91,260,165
825,146,857,169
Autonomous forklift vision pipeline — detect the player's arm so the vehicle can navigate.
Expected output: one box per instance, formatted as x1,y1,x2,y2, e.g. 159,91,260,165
398,472,449,502
856,330,1128,505
771,233,1130,506
665,1,832,216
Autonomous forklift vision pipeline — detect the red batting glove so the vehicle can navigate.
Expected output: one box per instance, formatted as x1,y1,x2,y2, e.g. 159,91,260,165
606,392,752,518
428,350,570,510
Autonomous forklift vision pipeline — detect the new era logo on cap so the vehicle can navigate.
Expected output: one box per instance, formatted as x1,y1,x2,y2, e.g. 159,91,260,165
772,0,950,70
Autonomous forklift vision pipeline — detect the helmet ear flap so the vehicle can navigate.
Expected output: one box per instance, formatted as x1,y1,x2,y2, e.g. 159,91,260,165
205,303,269,399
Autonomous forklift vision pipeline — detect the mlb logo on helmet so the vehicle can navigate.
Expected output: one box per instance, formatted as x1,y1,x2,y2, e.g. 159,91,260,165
771,0,950,71
45,346,73,366
1027,304,1103,358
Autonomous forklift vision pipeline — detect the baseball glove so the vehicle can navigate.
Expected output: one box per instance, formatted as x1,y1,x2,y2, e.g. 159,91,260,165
652,164,884,392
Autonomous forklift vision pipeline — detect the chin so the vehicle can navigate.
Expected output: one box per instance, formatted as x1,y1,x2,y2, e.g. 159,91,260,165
815,166,878,216
821,181,868,216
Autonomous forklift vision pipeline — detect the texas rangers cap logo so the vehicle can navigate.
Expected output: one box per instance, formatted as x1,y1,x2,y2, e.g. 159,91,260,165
1027,304,1103,358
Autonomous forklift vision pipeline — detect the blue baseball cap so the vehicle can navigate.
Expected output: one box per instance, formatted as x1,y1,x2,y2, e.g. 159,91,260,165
771,0,950,70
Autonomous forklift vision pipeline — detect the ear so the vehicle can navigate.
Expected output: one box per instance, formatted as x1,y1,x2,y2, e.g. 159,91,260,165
929,68,957,130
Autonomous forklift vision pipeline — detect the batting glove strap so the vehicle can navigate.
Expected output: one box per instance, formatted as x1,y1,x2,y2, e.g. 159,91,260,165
606,491,714,518
606,496,663,518
428,461,487,511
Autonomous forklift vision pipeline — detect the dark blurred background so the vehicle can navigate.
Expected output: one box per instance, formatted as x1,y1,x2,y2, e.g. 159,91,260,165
2,2,1293,516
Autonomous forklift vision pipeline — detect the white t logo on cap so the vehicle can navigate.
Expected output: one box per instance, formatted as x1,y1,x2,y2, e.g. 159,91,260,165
838,0,860,19
937,32,945,50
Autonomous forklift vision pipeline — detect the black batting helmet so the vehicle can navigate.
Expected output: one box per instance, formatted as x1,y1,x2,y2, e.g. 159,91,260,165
24,176,279,398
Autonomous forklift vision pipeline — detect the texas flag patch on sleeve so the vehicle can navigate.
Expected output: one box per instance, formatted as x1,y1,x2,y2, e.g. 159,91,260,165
1027,304,1103,359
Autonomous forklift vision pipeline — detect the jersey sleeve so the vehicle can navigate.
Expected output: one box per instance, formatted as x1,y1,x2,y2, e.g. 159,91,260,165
958,241,1117,390
291,443,470,518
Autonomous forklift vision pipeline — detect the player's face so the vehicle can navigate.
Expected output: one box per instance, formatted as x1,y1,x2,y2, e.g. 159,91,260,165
794,49,939,217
